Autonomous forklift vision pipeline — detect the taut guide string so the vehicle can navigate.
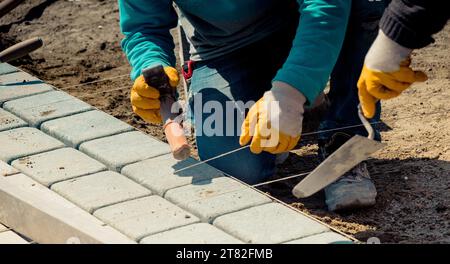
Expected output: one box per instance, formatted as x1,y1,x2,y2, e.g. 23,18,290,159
7,72,450,170
5,72,449,233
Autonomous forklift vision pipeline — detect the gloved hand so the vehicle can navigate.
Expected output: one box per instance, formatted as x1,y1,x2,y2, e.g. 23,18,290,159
130,66,179,124
358,30,428,118
239,81,306,154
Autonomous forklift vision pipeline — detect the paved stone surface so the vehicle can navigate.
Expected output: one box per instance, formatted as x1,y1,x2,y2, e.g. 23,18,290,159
0,68,344,244
165,177,272,223
79,131,170,172
0,231,28,244
0,63,19,75
51,171,151,213
122,154,224,196
0,223,8,233
0,71,53,104
285,232,352,244
11,148,107,186
214,203,329,244
3,91,93,127
94,196,199,241
0,108,27,132
41,110,134,148
140,223,242,244
1,173,135,244
0,127,64,163
0,160,19,177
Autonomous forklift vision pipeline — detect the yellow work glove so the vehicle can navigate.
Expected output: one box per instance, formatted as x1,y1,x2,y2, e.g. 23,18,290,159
358,30,428,118
130,66,179,124
239,82,306,154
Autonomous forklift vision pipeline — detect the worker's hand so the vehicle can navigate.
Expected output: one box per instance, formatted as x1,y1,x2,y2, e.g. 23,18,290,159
239,82,306,154
131,66,179,124
358,30,428,118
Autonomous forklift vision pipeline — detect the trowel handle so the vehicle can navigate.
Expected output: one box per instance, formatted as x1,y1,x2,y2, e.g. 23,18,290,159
0,37,43,63
142,65,191,160
0,0,26,19
358,104,375,140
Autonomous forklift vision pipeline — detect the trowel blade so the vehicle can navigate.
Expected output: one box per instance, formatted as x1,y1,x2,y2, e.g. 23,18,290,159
292,135,385,198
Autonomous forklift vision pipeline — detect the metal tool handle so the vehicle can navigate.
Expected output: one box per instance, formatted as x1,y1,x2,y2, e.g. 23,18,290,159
357,104,375,140
142,65,191,160
0,0,26,19
0,37,43,63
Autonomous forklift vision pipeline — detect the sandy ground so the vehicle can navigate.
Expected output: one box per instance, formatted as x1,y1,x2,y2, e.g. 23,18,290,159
1,0,448,243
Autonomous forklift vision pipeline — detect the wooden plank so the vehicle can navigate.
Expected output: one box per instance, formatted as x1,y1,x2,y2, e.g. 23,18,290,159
0,174,135,244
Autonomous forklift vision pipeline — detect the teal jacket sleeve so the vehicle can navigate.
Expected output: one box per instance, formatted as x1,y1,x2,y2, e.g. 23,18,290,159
119,0,178,81
273,0,351,105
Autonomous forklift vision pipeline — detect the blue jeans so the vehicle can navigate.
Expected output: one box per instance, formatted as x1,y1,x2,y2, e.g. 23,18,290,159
188,0,388,184
318,0,388,142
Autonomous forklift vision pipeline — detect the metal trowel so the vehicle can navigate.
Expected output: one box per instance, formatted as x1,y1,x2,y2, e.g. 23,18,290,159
292,105,386,198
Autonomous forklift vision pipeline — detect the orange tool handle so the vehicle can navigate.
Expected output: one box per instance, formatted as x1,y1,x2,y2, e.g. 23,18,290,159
142,65,191,160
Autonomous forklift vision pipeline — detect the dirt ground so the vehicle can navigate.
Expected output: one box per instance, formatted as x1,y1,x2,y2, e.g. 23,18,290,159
1,1,448,243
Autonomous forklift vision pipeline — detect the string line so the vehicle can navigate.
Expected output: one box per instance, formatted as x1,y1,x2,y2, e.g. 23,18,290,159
173,108,450,173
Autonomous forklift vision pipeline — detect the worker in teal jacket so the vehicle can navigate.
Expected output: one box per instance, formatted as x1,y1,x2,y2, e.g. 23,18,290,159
119,0,389,211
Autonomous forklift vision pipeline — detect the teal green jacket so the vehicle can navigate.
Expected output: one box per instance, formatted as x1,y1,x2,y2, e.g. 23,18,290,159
119,0,350,104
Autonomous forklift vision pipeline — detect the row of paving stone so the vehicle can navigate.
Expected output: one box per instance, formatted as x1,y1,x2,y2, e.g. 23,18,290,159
0,63,351,244
0,223,29,244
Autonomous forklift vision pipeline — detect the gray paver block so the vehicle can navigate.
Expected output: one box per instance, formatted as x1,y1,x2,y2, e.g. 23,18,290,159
0,71,53,104
11,148,107,186
0,231,28,244
213,203,329,244
0,108,27,132
140,223,242,244
121,154,224,196
1,173,135,244
3,91,93,127
165,177,272,223
94,196,199,241
0,160,19,177
79,131,171,172
0,63,19,75
51,171,151,213
0,223,8,233
41,110,134,148
285,232,352,244
0,127,64,163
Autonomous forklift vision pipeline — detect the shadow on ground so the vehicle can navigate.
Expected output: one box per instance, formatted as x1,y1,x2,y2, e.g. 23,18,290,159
259,152,450,243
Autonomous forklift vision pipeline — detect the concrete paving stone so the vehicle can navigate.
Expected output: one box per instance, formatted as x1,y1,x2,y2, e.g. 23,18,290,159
51,171,151,213
0,160,20,177
213,203,330,244
11,148,107,186
0,231,28,244
0,108,27,132
0,223,8,233
0,63,19,75
94,196,199,241
1,173,135,244
165,177,272,223
0,127,64,163
41,110,134,148
0,71,53,104
3,91,93,127
140,223,242,244
121,154,224,196
79,131,171,172
285,232,352,244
